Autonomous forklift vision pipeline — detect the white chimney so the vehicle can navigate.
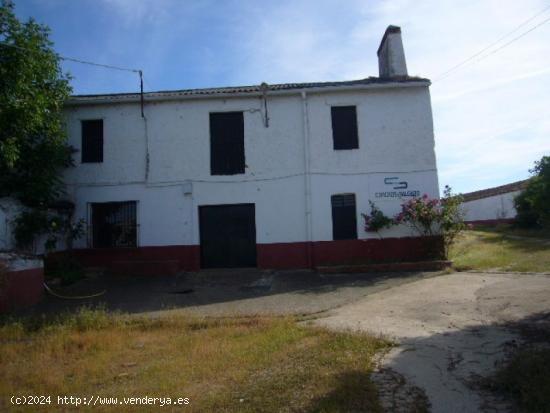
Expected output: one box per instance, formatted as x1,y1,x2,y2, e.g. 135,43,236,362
377,25,408,78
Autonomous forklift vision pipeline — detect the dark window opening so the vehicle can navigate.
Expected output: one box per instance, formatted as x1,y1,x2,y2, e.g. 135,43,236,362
91,201,137,248
210,112,245,175
331,106,359,150
81,119,104,163
331,194,358,240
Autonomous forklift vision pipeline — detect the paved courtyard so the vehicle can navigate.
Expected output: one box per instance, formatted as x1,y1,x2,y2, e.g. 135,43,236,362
31,269,438,316
315,271,550,412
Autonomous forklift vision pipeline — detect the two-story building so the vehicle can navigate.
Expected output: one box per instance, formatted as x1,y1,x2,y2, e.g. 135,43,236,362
62,26,441,275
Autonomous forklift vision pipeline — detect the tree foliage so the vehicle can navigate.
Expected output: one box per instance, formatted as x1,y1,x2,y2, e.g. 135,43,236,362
515,156,550,228
0,0,73,207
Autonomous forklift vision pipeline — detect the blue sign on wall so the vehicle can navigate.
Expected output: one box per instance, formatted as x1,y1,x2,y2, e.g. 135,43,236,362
375,176,420,198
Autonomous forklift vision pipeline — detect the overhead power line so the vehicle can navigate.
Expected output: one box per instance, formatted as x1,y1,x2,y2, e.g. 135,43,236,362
434,4,550,82
471,15,550,62
59,56,140,73
0,40,145,117
0,41,140,73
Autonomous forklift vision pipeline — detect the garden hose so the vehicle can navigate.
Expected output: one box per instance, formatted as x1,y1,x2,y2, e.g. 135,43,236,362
43,282,106,299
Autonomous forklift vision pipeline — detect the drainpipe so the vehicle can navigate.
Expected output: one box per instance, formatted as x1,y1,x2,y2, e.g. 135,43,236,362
301,91,314,268
142,106,150,183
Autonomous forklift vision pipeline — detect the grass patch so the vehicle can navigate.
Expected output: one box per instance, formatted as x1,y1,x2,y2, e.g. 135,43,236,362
490,224,550,240
488,348,550,413
449,227,550,272
0,308,390,412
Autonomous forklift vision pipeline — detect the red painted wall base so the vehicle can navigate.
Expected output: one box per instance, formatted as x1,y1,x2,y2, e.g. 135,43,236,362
51,236,443,275
311,236,444,267
51,246,201,276
0,268,44,313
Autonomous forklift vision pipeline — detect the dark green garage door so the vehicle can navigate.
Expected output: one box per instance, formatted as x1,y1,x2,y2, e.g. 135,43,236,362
199,204,257,268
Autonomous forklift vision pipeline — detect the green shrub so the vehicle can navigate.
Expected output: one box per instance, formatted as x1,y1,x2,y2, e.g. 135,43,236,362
361,201,395,235
515,156,550,229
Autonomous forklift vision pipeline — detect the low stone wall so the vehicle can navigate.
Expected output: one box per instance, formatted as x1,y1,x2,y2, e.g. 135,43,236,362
0,253,44,313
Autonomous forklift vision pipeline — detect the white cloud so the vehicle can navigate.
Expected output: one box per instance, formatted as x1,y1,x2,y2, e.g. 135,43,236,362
227,0,550,193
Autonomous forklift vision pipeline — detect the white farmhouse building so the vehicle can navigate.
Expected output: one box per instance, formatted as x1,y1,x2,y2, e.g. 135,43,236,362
61,26,441,275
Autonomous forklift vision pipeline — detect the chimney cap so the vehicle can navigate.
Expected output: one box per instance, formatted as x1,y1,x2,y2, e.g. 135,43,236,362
377,25,402,56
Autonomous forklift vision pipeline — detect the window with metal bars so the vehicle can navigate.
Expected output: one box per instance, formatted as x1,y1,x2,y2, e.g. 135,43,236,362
210,112,245,175
331,194,358,240
81,119,103,163
90,201,137,248
331,106,359,150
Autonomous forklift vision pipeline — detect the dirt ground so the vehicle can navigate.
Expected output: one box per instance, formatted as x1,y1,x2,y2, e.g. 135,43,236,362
315,271,550,413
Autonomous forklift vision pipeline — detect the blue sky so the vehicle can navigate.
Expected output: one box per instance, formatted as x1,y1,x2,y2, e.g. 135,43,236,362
13,0,550,194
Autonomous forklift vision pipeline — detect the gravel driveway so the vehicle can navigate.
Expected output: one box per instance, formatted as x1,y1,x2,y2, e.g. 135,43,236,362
315,271,550,413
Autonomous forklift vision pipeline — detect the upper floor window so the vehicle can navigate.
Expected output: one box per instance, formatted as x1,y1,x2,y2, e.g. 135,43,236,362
210,112,245,175
331,106,358,150
81,119,103,163
331,193,358,240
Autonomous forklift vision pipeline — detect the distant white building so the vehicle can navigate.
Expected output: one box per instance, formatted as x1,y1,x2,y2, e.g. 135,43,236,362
461,180,528,225
59,26,440,274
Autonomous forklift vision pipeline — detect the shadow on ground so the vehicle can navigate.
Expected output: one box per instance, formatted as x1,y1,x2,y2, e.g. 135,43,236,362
372,311,550,413
18,269,442,316
303,370,382,413
300,312,550,413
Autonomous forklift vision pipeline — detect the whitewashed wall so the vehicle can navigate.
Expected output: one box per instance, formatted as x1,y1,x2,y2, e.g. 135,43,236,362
63,85,438,248
462,191,520,222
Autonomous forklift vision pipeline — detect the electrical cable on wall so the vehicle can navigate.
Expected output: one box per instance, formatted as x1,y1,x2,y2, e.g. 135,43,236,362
64,167,439,188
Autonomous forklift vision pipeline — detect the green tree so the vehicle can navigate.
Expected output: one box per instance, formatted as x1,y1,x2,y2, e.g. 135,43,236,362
515,156,550,228
0,0,73,247
0,0,72,205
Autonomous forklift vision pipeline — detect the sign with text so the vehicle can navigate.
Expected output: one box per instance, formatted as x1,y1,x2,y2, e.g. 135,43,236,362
374,176,421,199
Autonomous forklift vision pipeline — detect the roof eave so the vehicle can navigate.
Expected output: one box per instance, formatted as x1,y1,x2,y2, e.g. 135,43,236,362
65,80,431,107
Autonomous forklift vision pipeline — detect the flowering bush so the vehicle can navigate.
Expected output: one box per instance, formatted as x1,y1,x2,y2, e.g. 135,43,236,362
395,194,441,236
362,201,395,234
395,186,465,258
361,187,465,257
